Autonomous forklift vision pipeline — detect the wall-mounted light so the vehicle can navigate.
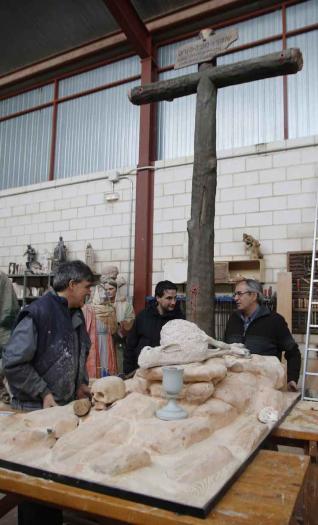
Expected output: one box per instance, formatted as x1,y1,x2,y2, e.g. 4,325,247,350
104,192,120,202
105,172,120,202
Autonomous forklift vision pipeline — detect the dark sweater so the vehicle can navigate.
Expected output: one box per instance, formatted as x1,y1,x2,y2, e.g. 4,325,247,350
124,303,185,374
224,305,301,383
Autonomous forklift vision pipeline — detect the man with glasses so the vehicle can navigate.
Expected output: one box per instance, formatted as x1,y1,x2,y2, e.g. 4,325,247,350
224,279,301,392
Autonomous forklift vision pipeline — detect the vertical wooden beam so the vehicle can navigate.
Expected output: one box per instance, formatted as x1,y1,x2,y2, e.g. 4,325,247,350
277,271,292,330
48,80,59,181
133,55,157,313
186,63,216,336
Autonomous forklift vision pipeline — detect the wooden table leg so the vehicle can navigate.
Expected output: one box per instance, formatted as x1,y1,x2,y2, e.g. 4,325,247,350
0,494,22,518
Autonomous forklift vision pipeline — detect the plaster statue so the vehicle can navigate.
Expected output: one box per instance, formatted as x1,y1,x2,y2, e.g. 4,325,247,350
242,233,263,259
85,243,95,271
101,265,126,301
39,249,53,274
83,276,135,377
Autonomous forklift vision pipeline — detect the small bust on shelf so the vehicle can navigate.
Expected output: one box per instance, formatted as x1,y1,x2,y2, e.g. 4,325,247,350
242,233,263,260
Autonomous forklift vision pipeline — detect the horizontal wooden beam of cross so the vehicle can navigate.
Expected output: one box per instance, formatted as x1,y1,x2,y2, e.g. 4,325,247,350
129,48,302,105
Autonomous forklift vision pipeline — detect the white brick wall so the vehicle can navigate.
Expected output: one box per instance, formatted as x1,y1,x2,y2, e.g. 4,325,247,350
152,136,318,290
0,136,317,301
0,173,136,284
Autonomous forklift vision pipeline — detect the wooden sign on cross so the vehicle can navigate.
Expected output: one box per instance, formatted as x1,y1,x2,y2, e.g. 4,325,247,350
129,30,303,336
174,28,238,69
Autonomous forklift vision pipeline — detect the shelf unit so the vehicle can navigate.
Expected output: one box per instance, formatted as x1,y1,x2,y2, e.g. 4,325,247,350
214,259,265,285
287,251,316,334
8,273,53,307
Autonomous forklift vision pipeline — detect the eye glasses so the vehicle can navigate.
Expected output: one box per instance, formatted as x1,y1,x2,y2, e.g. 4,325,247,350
232,291,251,298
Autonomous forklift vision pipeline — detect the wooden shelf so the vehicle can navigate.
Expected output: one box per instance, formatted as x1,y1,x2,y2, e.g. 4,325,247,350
215,259,265,284
8,273,53,307
8,273,52,285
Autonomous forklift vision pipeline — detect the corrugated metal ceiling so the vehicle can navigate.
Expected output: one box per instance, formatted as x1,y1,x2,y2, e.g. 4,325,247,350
0,0,117,75
0,0,202,76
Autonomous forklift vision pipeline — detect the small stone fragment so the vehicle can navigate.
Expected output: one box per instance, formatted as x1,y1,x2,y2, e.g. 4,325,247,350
73,398,92,417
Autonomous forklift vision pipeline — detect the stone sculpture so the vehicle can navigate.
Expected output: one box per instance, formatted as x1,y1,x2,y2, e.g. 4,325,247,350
0,318,297,515
53,236,67,271
91,376,125,410
101,265,126,301
85,243,95,271
243,232,263,259
23,244,36,270
138,319,248,369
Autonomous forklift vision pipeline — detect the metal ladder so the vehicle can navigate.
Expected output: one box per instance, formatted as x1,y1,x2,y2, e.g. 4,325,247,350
301,195,318,401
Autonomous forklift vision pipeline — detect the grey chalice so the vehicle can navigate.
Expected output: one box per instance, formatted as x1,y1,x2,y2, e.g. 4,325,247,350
156,366,188,421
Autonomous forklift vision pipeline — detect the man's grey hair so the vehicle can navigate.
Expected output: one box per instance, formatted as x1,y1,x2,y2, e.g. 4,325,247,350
238,279,264,304
53,260,95,292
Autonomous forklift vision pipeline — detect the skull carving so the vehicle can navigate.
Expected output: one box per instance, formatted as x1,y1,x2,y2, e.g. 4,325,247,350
91,376,125,409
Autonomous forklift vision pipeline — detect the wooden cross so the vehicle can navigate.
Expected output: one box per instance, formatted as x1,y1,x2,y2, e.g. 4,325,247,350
129,29,303,336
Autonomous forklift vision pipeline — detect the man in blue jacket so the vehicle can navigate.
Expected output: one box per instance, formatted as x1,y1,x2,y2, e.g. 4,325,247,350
3,260,95,525
224,278,301,391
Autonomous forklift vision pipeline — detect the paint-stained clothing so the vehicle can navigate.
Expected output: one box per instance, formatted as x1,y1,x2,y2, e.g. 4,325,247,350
3,292,90,410
224,305,301,383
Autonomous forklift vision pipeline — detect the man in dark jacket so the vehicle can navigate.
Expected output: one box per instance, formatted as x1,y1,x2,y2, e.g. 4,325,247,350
3,260,95,525
124,280,185,375
3,260,95,411
224,278,301,391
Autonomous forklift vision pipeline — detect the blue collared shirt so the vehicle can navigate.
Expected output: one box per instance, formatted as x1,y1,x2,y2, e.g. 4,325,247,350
240,305,260,335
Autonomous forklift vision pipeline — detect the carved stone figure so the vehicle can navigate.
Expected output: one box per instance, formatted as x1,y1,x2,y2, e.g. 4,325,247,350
8,262,16,275
101,265,118,281
39,250,53,274
91,376,126,409
85,243,95,271
100,265,126,301
53,236,67,271
242,233,263,259
0,320,296,514
138,319,248,369
23,244,36,270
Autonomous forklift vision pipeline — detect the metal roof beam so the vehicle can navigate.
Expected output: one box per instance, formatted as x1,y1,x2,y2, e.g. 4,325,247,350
103,0,152,59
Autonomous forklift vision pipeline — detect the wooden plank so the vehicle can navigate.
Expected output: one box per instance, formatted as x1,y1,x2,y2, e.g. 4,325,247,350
273,400,318,441
129,49,303,105
214,262,229,283
277,272,292,331
0,451,309,525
